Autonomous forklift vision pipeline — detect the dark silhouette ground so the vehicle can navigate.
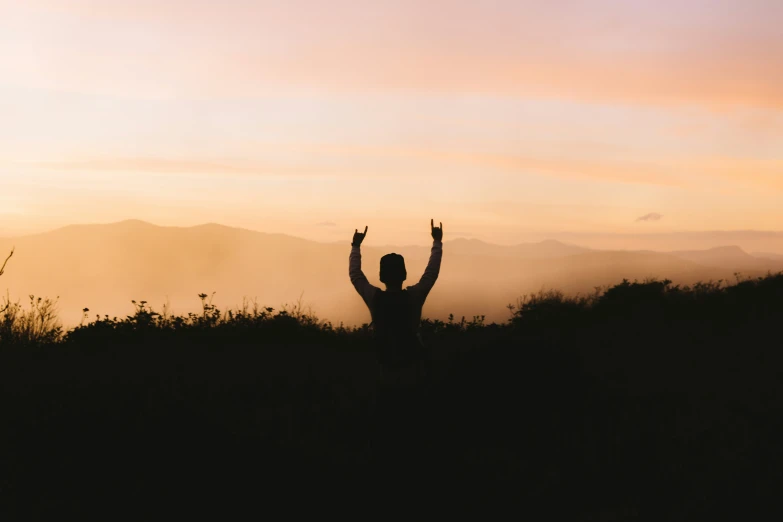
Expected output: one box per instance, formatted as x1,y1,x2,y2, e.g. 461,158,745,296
2,276,783,518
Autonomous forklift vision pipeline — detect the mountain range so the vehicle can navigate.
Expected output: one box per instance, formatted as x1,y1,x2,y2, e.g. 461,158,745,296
1,220,782,326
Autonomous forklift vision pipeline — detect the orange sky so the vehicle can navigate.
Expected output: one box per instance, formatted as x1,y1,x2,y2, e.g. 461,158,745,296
1,0,782,244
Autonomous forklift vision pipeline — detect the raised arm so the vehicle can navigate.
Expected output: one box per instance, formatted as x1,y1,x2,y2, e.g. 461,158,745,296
349,226,379,308
408,220,443,304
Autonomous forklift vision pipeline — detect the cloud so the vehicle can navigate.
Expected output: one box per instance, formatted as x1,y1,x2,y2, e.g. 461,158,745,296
27,149,687,188
7,1,783,109
32,158,262,175
287,144,687,188
636,213,664,222
26,158,369,179
315,221,337,227
29,149,780,193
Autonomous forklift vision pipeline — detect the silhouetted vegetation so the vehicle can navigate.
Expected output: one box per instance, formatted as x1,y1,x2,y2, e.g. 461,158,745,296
2,273,783,518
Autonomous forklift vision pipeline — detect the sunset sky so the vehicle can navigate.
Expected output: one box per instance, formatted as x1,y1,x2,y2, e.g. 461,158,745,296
1,0,782,245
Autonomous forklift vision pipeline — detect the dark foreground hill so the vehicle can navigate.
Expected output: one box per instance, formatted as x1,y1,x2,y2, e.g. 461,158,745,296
2,275,783,518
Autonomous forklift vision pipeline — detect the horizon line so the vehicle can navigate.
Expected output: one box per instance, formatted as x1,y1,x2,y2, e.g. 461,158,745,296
3,219,783,253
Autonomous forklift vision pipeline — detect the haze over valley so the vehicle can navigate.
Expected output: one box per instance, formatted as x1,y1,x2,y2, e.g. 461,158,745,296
2,220,782,327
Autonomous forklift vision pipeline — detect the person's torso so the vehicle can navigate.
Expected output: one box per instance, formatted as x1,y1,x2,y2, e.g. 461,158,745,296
370,289,428,367
370,289,419,339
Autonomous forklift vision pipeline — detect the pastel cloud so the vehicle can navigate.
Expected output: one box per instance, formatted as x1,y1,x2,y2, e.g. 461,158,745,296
21,147,783,193
2,1,782,108
636,213,664,222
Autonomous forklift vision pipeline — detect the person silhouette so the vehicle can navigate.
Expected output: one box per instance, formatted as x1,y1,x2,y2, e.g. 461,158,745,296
349,219,443,368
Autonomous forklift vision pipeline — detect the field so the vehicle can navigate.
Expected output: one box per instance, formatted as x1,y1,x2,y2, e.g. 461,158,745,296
2,275,783,519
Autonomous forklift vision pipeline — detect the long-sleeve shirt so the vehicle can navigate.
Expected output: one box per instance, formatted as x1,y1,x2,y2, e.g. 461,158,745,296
349,240,443,327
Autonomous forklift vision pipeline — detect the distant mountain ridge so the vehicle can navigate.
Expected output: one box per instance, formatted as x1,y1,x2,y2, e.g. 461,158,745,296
751,252,783,262
1,220,782,326
4,220,783,256
543,231,783,255
668,246,770,270
443,238,589,259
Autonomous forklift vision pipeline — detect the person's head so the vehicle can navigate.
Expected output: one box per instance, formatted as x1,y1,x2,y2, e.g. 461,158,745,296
380,253,406,289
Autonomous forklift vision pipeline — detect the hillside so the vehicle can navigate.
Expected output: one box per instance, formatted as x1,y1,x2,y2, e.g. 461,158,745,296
1,220,782,326
2,274,783,517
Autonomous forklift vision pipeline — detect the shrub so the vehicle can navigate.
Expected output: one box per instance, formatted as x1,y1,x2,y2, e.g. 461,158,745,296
0,294,63,346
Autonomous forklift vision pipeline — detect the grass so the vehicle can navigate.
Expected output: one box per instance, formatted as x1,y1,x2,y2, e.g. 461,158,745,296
2,262,783,518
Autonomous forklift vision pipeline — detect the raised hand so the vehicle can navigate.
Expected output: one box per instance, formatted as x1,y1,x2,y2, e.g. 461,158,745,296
352,225,368,247
431,219,443,242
